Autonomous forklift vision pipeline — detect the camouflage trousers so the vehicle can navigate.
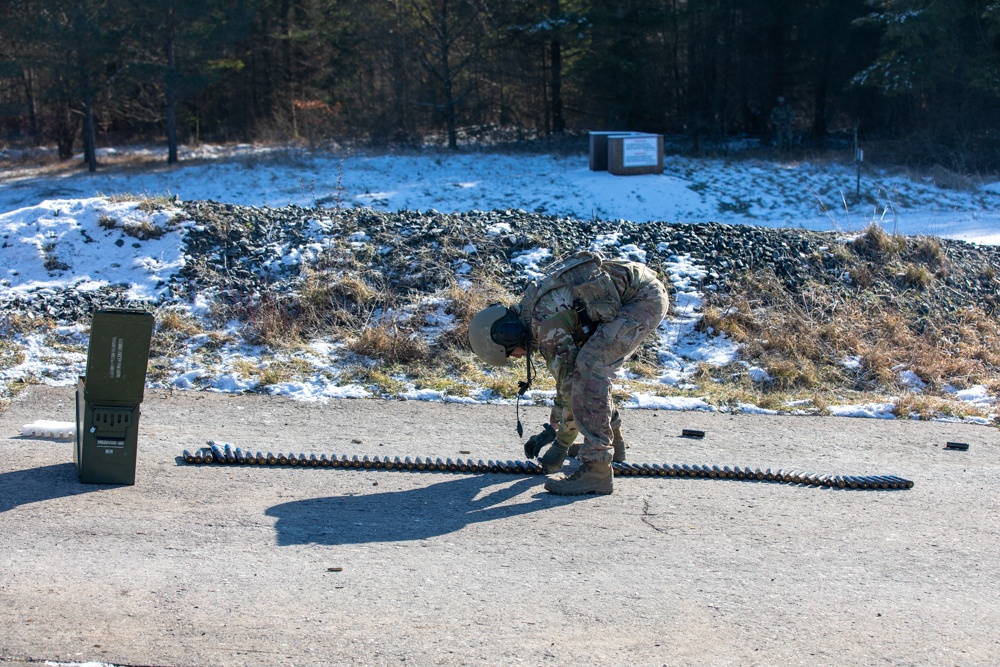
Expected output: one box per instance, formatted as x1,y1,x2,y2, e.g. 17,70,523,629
570,275,670,463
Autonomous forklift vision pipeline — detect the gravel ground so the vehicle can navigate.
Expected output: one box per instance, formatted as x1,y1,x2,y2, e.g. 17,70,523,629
2,385,998,666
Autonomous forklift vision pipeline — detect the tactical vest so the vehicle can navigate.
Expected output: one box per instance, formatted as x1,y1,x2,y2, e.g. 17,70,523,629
519,250,623,328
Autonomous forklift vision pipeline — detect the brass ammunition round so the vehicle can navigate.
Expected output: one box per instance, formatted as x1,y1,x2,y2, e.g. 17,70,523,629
372,455,385,469
404,456,415,470
382,456,394,470
885,475,914,489
234,448,246,464
457,458,470,472
277,452,289,465
361,454,372,468
266,451,277,465
309,454,320,467
414,456,427,470
475,459,488,473
319,454,330,467
394,456,405,469
870,476,898,489
763,468,775,481
432,457,445,471
611,463,624,477
327,454,341,468
712,465,726,478
289,453,300,466
211,444,225,463
445,458,458,472
246,450,259,465
348,454,360,468
182,449,195,464
485,460,499,473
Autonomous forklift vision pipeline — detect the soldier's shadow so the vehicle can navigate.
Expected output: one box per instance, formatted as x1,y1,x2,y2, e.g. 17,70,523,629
266,473,587,546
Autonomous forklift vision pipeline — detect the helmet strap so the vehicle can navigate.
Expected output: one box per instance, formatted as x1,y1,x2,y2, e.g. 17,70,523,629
515,326,534,437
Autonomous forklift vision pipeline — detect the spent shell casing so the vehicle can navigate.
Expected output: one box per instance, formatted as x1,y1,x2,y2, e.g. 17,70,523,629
265,451,277,465
713,465,727,478
648,463,665,476
845,475,868,489
394,456,406,470
382,456,394,470
805,473,821,486
670,463,684,476
210,443,225,463
362,454,373,468
195,449,207,463
404,456,415,470
253,451,265,465
289,453,300,466
182,449,195,464
654,463,672,477
445,458,458,472
784,470,800,483
775,468,787,482
830,475,848,488
347,454,360,468
432,457,445,471
277,452,289,465
414,456,427,470
681,464,695,477
815,474,833,487
723,465,737,479
309,453,320,467
752,467,765,480
611,463,623,477
641,463,657,476
202,449,214,464
319,453,331,467
234,447,247,464
372,455,384,469
763,468,776,481
475,459,488,473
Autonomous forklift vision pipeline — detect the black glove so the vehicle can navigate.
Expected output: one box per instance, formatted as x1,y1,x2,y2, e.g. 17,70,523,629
524,423,557,459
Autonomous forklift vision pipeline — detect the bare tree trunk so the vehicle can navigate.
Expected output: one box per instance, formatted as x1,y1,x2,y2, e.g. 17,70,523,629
549,0,564,134
166,4,178,163
20,66,40,145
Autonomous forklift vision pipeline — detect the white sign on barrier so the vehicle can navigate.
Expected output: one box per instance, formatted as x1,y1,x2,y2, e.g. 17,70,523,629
622,136,659,167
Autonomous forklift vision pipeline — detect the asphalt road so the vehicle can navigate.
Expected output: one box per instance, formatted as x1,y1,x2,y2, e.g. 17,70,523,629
1,385,998,666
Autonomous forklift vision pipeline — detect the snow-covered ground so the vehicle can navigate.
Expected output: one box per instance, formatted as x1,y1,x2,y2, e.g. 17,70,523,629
1,143,997,423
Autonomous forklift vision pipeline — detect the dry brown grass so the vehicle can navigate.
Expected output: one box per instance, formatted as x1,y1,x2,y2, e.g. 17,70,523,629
347,323,430,364
701,269,1000,399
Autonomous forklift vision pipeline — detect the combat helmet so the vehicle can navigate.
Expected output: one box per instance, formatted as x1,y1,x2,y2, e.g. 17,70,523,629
469,304,526,366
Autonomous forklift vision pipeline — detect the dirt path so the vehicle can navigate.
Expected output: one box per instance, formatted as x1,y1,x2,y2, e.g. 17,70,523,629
2,385,998,666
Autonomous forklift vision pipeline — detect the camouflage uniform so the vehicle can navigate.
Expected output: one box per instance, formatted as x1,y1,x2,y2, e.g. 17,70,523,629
517,254,670,464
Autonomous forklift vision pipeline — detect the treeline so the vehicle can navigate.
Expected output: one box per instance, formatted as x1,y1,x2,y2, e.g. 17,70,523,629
2,0,1000,170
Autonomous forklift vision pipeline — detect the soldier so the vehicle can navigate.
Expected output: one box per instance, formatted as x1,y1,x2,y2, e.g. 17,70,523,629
769,96,793,152
469,251,669,495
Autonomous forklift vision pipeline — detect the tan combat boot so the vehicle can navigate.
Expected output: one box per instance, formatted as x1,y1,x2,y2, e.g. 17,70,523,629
538,443,569,473
544,461,613,495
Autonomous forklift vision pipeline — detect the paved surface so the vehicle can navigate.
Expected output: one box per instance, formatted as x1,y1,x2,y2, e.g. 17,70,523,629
1,385,999,666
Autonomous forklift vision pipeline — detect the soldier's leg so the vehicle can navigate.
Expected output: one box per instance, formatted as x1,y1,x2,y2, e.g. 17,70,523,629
571,278,669,464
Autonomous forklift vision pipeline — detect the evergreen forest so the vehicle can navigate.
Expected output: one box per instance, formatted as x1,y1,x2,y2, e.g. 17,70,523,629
3,0,1000,170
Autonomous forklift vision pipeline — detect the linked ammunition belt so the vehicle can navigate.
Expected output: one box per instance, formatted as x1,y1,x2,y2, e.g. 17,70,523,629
182,442,914,490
